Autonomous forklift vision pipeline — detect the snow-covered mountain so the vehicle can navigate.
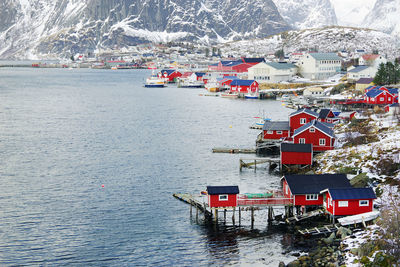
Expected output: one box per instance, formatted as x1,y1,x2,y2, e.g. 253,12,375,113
221,26,400,59
362,0,400,38
273,0,337,30
0,0,291,59
331,0,376,27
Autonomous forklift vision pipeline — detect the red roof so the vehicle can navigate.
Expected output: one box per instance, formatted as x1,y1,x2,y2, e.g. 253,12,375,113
362,54,379,61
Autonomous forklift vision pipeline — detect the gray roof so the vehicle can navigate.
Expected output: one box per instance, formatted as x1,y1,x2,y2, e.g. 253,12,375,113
263,121,290,131
348,65,370,73
284,174,351,194
266,62,296,70
309,53,341,61
281,143,312,153
289,108,319,118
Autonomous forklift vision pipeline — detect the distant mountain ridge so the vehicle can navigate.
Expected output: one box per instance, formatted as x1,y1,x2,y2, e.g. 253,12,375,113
0,0,291,59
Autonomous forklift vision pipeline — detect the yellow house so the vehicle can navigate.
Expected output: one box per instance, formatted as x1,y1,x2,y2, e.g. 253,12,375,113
355,78,374,92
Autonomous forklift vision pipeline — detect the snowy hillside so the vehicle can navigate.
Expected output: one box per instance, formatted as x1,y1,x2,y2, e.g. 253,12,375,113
273,0,337,29
0,0,290,59
362,0,400,38
220,26,400,59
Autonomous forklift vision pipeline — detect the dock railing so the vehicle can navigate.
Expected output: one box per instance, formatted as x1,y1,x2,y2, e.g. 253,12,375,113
237,191,293,207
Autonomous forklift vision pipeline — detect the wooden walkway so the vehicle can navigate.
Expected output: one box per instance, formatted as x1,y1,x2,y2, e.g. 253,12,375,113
212,148,256,154
239,158,280,171
285,209,324,224
172,193,212,218
298,224,341,235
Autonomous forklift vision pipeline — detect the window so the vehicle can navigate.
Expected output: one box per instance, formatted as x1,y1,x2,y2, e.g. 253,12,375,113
309,127,315,133
306,194,318,200
380,97,384,101
338,201,348,207
359,200,369,206
285,184,288,195
388,97,391,101
319,139,326,146
219,195,228,201
299,138,306,144
267,130,273,134
276,131,283,135
300,118,306,124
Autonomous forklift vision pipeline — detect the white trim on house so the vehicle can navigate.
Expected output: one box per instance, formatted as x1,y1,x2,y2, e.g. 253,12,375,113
219,195,228,201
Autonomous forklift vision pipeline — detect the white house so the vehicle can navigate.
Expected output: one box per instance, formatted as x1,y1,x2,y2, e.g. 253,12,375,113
303,87,325,97
358,54,386,69
297,53,342,80
247,62,297,83
347,65,377,83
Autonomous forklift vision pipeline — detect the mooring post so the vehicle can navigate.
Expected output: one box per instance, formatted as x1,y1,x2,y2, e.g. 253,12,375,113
251,207,255,229
232,208,235,225
268,206,273,224
239,207,241,226
254,160,256,172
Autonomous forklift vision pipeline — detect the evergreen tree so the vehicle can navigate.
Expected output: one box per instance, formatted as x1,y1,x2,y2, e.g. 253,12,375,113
386,62,395,84
205,48,210,57
373,63,387,85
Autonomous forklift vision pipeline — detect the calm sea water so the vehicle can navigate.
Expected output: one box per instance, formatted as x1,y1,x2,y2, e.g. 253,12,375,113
0,68,296,266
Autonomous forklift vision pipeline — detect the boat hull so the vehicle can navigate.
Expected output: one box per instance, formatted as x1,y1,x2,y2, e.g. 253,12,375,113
145,84,165,88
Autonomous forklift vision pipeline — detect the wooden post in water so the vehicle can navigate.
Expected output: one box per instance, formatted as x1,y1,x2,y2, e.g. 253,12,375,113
232,208,235,225
196,205,199,222
239,207,241,226
254,159,256,172
251,207,255,229
190,200,193,218
224,209,226,222
268,206,273,224
214,208,218,223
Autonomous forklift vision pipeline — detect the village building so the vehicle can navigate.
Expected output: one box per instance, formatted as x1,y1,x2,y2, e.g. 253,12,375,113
318,109,339,124
303,87,325,97
207,186,239,208
262,121,290,141
320,188,376,216
230,79,259,94
247,62,297,83
292,120,335,151
358,54,386,69
347,65,377,83
364,87,396,105
160,69,182,82
280,143,313,166
297,53,342,80
289,108,319,134
355,78,374,92
281,174,351,208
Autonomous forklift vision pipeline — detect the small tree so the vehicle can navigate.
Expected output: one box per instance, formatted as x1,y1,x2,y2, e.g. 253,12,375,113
274,49,284,59
205,48,210,57
373,63,387,85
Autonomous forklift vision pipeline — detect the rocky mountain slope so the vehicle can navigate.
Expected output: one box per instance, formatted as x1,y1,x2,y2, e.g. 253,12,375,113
220,26,400,59
0,0,291,59
362,0,400,38
273,0,337,30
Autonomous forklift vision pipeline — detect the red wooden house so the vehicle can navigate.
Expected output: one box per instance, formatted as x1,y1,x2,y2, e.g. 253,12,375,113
289,109,319,134
292,120,335,151
262,121,290,140
232,63,253,73
194,72,206,81
318,109,339,124
230,80,259,93
160,69,182,83
280,143,313,166
364,87,396,105
320,188,376,216
207,186,239,208
281,174,351,207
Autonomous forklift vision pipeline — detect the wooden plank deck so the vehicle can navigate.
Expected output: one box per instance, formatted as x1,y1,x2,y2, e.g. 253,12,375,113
212,148,256,154
285,209,324,224
172,193,212,217
298,224,341,235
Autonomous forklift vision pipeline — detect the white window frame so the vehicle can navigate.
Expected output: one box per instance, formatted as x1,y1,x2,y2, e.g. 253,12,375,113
306,194,318,200
359,200,369,206
219,195,228,201
338,201,348,207
299,138,306,144
309,127,315,133
276,131,283,135
319,139,326,146
300,118,306,124
267,130,273,134
380,97,384,101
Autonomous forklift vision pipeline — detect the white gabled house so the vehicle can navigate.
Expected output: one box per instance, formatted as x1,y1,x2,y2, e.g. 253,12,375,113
347,65,377,83
358,54,386,69
248,62,297,83
297,53,342,80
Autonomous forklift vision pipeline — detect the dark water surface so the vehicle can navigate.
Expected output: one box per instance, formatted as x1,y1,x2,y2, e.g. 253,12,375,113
0,68,296,266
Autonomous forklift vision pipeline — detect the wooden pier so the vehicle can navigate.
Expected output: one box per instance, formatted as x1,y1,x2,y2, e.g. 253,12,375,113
298,224,341,235
212,147,256,154
285,209,324,224
173,193,212,219
239,158,280,171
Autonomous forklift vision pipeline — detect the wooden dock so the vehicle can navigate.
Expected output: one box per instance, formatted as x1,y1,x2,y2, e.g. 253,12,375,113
285,209,324,224
298,224,341,235
239,158,280,171
212,148,256,154
173,193,212,218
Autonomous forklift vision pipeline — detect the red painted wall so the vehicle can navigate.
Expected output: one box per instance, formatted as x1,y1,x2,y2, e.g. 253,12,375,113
293,128,334,151
323,192,374,215
294,194,323,206
208,194,237,208
263,130,290,140
365,91,395,105
230,82,259,93
281,151,312,165
289,113,318,133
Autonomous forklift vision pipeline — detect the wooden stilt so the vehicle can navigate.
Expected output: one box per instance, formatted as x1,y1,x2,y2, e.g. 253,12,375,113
224,209,226,222
251,207,255,229
232,208,235,225
254,160,256,172
190,200,193,217
214,208,218,223
268,206,273,224
196,205,199,222
239,207,241,226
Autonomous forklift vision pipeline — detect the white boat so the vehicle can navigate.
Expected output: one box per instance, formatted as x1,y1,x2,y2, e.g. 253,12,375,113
245,93,259,99
220,92,238,98
337,210,380,226
180,80,203,88
145,76,166,87
205,81,219,92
